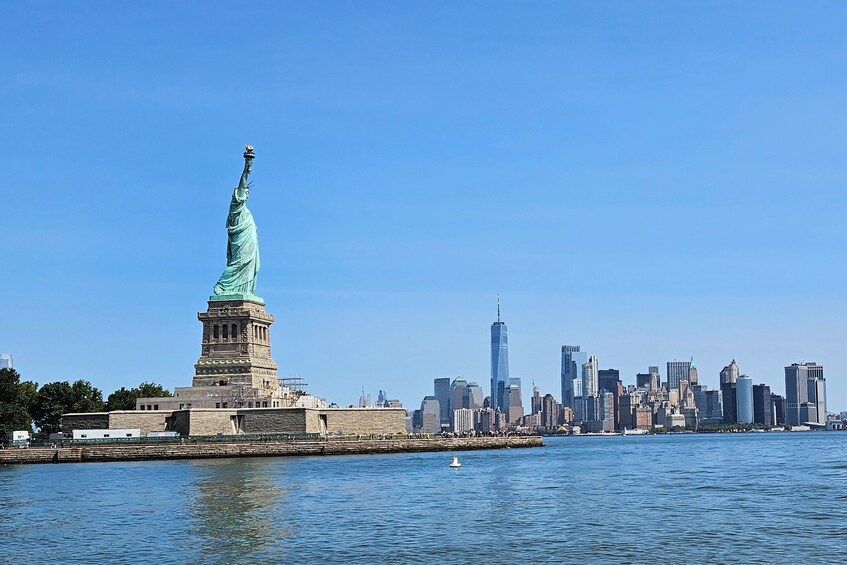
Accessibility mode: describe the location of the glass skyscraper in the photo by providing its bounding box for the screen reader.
[667,360,691,390]
[561,346,588,408]
[490,300,510,412]
[433,378,451,428]
[785,362,826,426]
[736,374,754,424]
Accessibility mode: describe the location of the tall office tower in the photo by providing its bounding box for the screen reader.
[419,396,441,434]
[785,362,826,425]
[452,408,475,434]
[649,366,660,389]
[599,391,615,432]
[434,378,451,426]
[810,372,827,424]
[619,392,639,430]
[598,369,620,394]
[770,393,786,425]
[598,369,623,430]
[667,361,691,390]
[688,359,699,386]
[0,354,12,369]
[541,394,559,429]
[720,359,739,384]
[636,372,652,389]
[572,369,585,422]
[451,376,468,414]
[531,385,542,415]
[507,384,523,423]
[561,345,585,407]
[466,382,484,409]
[585,395,601,424]
[491,298,510,412]
[583,356,599,397]
[474,406,497,434]
[695,388,724,425]
[721,382,737,424]
[752,384,772,426]
[736,375,754,424]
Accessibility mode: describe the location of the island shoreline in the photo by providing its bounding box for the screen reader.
[0,435,543,465]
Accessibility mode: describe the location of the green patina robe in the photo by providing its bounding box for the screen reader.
[213,183,260,297]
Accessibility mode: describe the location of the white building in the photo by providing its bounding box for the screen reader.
[72,428,141,440]
[452,408,475,434]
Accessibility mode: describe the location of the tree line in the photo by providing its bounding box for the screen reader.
[0,368,170,437]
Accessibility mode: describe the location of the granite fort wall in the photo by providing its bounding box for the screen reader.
[0,436,543,465]
[180,409,238,436]
[320,408,406,435]
[108,411,170,436]
[62,407,406,437]
[62,413,110,433]
[240,408,319,434]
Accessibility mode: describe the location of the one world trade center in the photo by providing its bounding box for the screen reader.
[490,297,510,413]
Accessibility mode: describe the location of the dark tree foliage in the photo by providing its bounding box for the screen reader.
[105,387,136,411]
[31,380,104,434]
[105,382,172,411]
[0,368,35,437]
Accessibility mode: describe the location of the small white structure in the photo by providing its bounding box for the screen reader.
[146,431,179,438]
[7,431,30,447]
[293,395,328,409]
[449,456,461,468]
[72,428,141,440]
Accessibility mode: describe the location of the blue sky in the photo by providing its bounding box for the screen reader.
[2,2,845,410]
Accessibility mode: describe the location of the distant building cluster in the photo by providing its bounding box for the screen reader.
[408,305,839,435]
[358,388,403,409]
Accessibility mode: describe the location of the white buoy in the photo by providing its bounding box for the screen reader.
[449,456,461,468]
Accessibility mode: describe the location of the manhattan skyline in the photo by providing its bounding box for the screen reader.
[2,3,845,410]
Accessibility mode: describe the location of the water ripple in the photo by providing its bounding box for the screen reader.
[2,433,847,563]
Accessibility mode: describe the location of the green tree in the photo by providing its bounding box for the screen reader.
[0,368,35,437]
[105,382,172,411]
[31,380,104,434]
[105,387,136,411]
[136,382,172,399]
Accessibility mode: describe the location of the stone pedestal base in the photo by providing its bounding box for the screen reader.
[193,299,279,391]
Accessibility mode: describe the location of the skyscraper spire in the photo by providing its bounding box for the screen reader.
[490,294,509,413]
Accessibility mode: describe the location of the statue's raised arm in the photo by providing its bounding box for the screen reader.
[211,145,263,303]
[234,145,254,202]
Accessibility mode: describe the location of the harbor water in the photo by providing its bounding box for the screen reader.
[2,433,846,563]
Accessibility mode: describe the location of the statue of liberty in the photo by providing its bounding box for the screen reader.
[212,145,262,303]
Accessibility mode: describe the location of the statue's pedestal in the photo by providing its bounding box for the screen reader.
[209,292,264,305]
[193,299,278,391]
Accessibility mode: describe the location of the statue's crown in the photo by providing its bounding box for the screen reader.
[244,145,254,153]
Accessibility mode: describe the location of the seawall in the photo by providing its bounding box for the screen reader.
[0,436,543,465]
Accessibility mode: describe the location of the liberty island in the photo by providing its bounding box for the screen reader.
[0,146,539,464]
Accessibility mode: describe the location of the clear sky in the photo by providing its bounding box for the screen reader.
[2,2,845,411]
